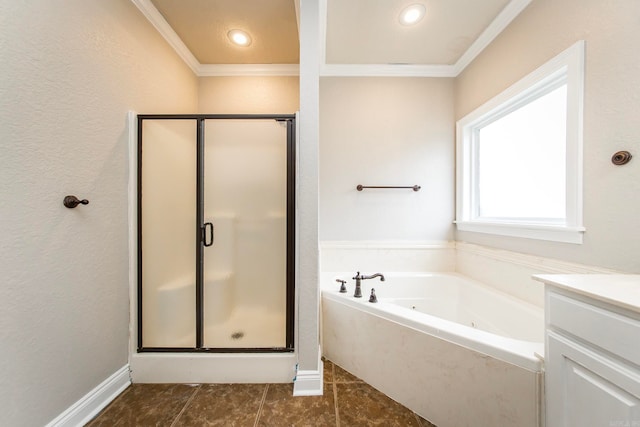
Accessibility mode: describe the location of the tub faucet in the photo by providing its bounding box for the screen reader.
[353,272,385,298]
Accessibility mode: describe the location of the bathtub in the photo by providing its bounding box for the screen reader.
[321,272,544,427]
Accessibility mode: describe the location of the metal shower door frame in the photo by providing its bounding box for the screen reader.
[137,114,296,353]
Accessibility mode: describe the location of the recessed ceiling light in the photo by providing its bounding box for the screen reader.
[227,29,252,47]
[399,4,426,25]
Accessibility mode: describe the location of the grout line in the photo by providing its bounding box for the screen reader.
[333,381,340,427]
[253,384,269,427]
[169,385,201,427]
[333,363,340,427]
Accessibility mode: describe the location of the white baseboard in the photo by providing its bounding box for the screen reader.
[293,348,323,396]
[45,365,131,427]
[293,369,324,396]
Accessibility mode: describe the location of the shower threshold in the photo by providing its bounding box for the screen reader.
[129,352,297,383]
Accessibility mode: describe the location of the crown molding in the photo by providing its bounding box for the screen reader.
[199,64,300,77]
[320,64,457,78]
[319,0,328,66]
[294,0,301,37]
[131,0,300,77]
[321,0,532,78]
[131,0,200,74]
[452,0,533,75]
[133,0,531,78]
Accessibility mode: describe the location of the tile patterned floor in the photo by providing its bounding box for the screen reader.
[87,359,437,426]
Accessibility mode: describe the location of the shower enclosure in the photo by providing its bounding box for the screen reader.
[137,114,295,352]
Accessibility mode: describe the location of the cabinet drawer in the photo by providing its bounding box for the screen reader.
[547,291,640,365]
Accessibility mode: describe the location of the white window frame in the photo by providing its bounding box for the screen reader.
[455,41,585,244]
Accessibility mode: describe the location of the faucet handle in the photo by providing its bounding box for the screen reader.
[353,271,361,280]
[369,288,378,303]
[336,279,347,293]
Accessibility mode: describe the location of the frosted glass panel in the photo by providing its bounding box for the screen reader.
[141,120,196,348]
[203,119,287,348]
[478,85,567,220]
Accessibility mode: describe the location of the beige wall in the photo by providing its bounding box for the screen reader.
[4,0,639,423]
[320,77,455,242]
[198,76,299,113]
[0,0,198,425]
[455,0,640,272]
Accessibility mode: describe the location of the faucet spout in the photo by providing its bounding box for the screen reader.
[361,273,385,281]
[352,272,385,298]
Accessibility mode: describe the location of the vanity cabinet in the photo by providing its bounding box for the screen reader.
[535,275,640,427]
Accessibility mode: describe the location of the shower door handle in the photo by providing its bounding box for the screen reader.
[203,222,214,247]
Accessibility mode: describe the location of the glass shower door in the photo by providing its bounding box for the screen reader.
[140,119,197,348]
[202,119,288,348]
[138,114,294,351]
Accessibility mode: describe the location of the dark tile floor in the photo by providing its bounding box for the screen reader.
[87,359,437,426]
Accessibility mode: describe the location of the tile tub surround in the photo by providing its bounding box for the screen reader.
[87,359,436,426]
[319,241,456,273]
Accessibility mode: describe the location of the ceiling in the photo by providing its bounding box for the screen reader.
[326,0,511,65]
[151,0,299,64]
[140,0,529,75]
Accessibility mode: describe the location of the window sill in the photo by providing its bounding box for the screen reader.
[455,221,585,244]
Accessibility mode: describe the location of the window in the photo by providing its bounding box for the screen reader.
[456,41,585,244]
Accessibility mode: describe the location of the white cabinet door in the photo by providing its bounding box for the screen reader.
[546,331,640,427]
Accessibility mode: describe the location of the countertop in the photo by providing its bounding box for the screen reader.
[533,274,640,314]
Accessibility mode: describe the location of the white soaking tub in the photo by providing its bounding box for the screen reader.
[321,272,544,427]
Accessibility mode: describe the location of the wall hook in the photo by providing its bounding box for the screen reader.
[63,195,89,209]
